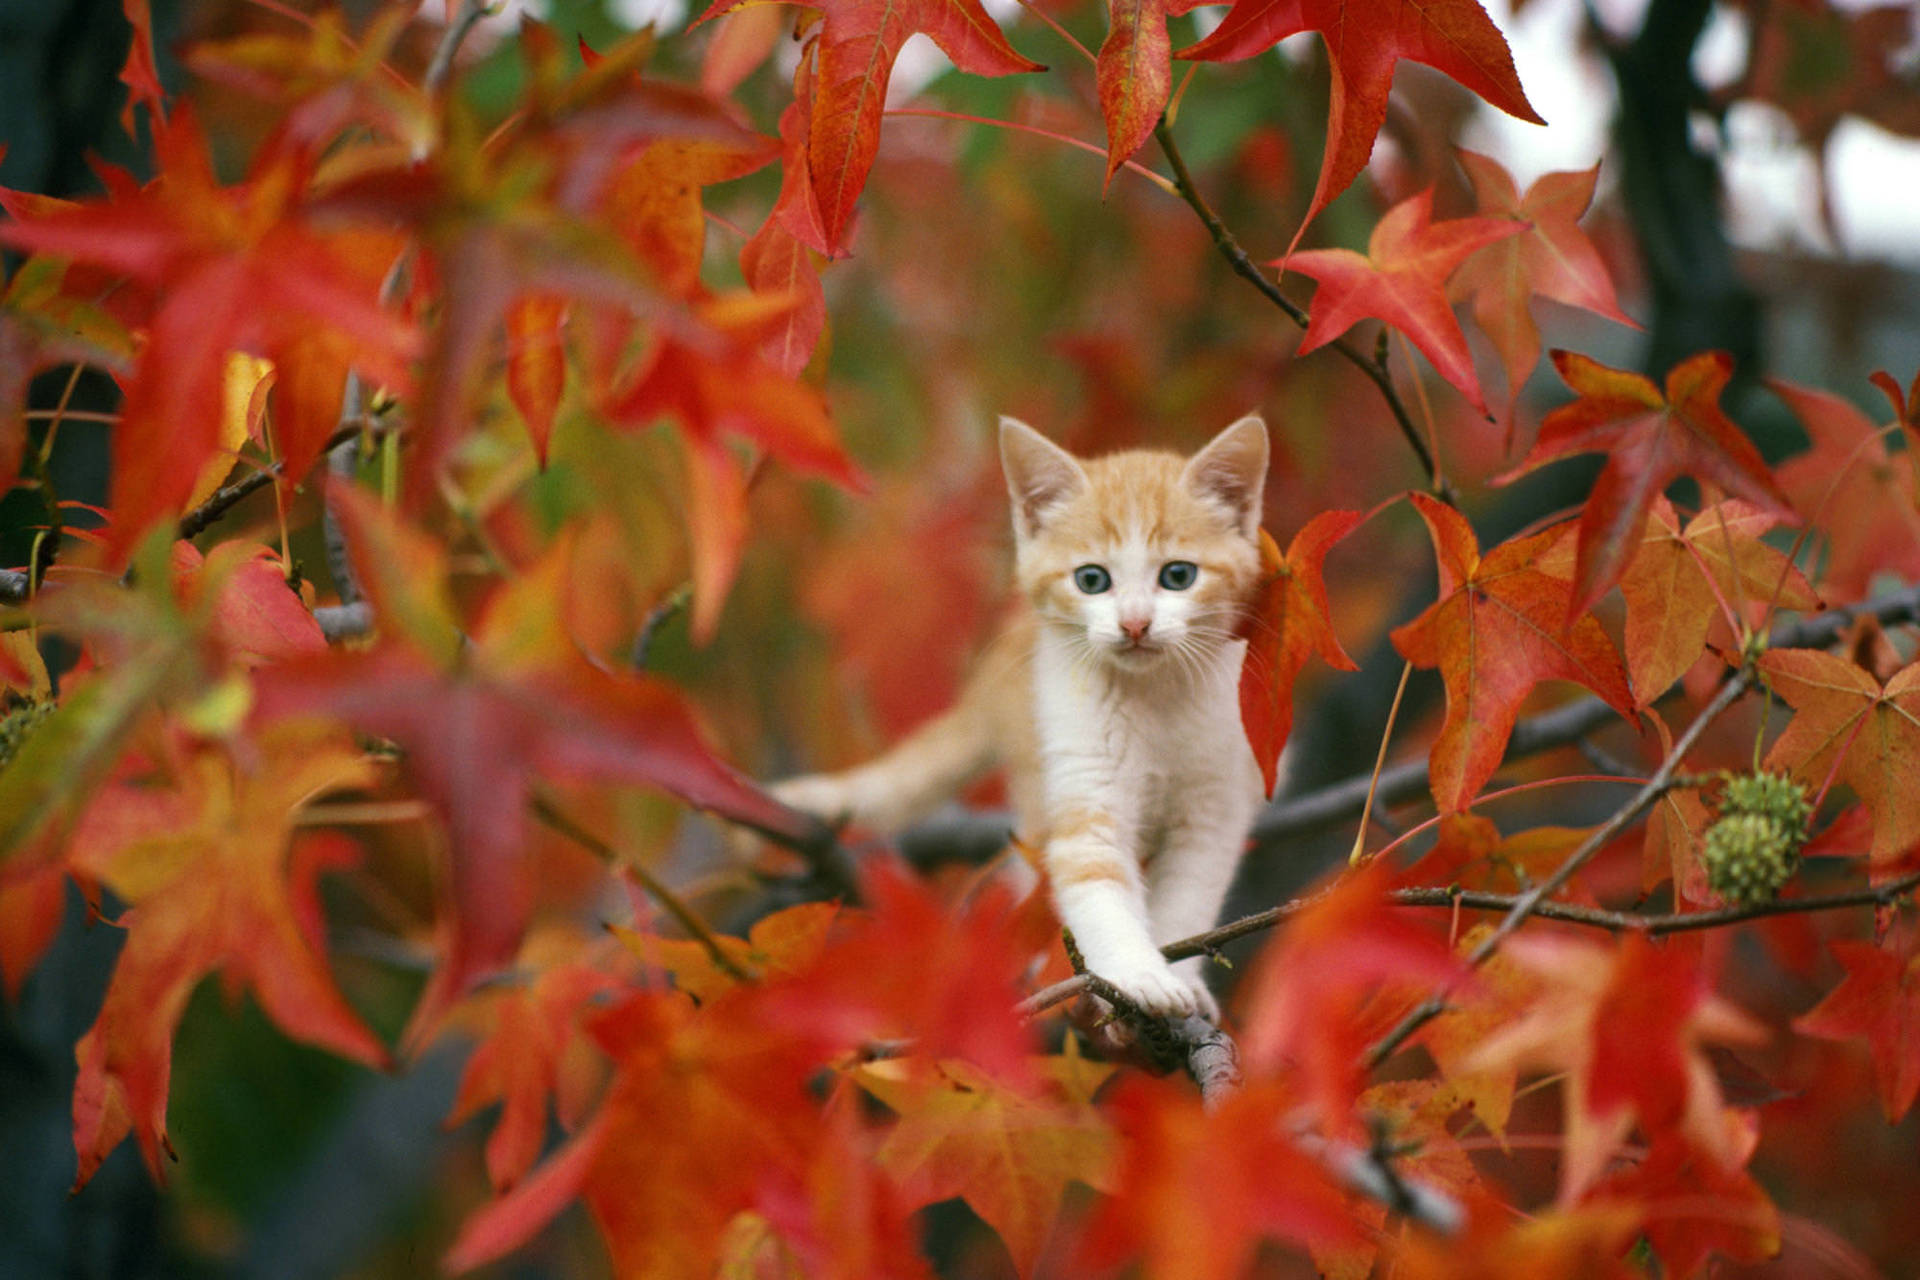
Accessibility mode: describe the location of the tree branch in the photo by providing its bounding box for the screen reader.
[1362,666,1754,1067]
[1153,116,1452,502]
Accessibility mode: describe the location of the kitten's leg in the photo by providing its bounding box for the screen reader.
[1047,809,1204,1019]
[1144,785,1261,1022]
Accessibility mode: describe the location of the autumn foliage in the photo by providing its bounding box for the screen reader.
[6,0,1920,1275]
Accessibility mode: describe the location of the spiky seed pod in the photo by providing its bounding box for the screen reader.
[0,699,52,772]
[1700,811,1800,905]
[1698,770,1814,905]
[1718,770,1813,842]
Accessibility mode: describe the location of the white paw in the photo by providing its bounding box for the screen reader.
[1093,956,1205,1020]
[770,774,851,824]
[1171,957,1221,1022]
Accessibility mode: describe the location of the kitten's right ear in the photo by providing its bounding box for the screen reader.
[999,417,1087,537]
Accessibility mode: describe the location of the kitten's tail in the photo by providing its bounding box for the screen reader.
[771,620,1031,835]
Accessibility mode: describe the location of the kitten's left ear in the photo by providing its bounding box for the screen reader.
[1182,415,1269,536]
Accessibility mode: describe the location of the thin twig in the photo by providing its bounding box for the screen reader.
[426,0,493,95]
[1152,116,1451,501]
[531,792,757,982]
[1363,668,1754,1068]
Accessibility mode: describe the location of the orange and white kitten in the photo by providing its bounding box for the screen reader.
[775,416,1270,1020]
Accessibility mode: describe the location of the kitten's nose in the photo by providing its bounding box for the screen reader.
[1120,616,1152,644]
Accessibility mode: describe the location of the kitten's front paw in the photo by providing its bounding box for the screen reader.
[769,774,852,826]
[1093,957,1205,1020]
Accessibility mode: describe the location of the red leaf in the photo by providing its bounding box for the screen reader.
[740,217,827,378]
[692,0,1042,253]
[1795,930,1920,1121]
[252,499,808,1043]
[64,730,388,1187]
[1236,512,1361,798]
[118,0,167,138]
[0,109,417,556]
[1450,151,1638,419]
[1237,859,1465,1126]
[1770,377,1920,603]
[1096,0,1201,185]
[1177,0,1541,246]
[1284,188,1524,414]
[1390,493,1634,813]
[1506,349,1794,621]
[1464,932,1766,1204]
[1076,1076,1357,1279]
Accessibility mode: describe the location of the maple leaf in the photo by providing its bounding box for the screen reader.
[1593,1129,1779,1277]
[611,899,839,1002]
[1604,497,1818,703]
[1770,377,1920,603]
[504,294,568,466]
[1465,932,1766,1204]
[63,726,388,1187]
[757,860,1041,1089]
[444,925,635,1191]
[741,217,828,378]
[0,859,68,1001]
[1075,1076,1356,1279]
[1095,0,1201,185]
[1504,349,1795,621]
[692,0,1042,253]
[855,1057,1117,1277]
[252,488,809,1042]
[1795,929,1920,1121]
[1449,151,1638,419]
[1385,1200,1642,1279]
[0,107,418,556]
[1417,922,1539,1139]
[1177,0,1542,246]
[1284,189,1523,414]
[1236,858,1465,1126]
[117,0,166,137]
[1757,648,1920,864]
[443,986,855,1278]
[604,135,781,297]
[606,292,868,640]
[1390,493,1634,813]
[1237,513,1360,797]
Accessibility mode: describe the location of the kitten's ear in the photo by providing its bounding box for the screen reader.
[1182,415,1269,536]
[999,416,1087,537]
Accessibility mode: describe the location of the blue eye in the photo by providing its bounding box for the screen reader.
[1073,564,1112,594]
[1158,561,1198,590]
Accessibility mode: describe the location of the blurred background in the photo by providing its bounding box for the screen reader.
[4,0,1920,1274]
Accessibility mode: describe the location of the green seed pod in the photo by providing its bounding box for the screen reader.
[1700,810,1799,906]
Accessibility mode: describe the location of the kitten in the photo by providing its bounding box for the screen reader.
[774,416,1270,1021]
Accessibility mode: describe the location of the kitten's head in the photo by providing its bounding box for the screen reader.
[999,416,1269,672]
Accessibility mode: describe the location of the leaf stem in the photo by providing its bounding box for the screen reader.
[886,109,1177,197]
[1151,116,1452,503]
[530,792,757,982]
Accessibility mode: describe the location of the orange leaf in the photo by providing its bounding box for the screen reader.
[1178,0,1541,247]
[1096,0,1202,185]
[1450,151,1638,419]
[855,1057,1117,1277]
[1236,513,1360,797]
[1506,349,1794,621]
[691,0,1042,253]
[505,294,568,466]
[1285,189,1523,414]
[1758,648,1920,863]
[1390,493,1634,813]
[64,729,387,1187]
[117,0,166,137]
[1610,496,1818,703]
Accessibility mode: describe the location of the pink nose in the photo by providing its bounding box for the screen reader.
[1121,617,1151,643]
